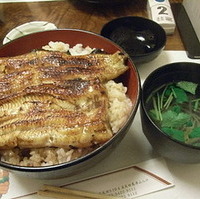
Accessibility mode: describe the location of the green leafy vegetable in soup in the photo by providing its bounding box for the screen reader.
[147,81,200,147]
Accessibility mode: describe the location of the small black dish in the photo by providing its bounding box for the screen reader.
[101,16,166,63]
[141,62,200,163]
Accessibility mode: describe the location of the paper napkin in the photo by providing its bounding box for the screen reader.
[1,157,174,199]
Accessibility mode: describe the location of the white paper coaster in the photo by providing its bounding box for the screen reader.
[1,157,174,199]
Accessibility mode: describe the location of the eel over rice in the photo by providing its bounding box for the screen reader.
[0,50,128,149]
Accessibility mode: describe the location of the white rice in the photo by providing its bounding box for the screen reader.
[0,42,132,167]
[42,42,95,55]
[105,80,132,133]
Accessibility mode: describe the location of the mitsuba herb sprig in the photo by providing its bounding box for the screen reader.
[147,81,200,146]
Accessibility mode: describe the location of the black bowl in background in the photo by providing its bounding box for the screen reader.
[140,62,200,163]
[101,16,166,64]
[0,29,140,179]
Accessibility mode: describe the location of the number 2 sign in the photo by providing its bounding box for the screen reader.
[151,5,175,23]
[147,0,176,34]
[157,6,168,15]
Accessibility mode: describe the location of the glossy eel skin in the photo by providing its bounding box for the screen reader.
[0,51,128,150]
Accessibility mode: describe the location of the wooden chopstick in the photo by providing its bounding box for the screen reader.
[38,185,123,199]
[38,190,84,199]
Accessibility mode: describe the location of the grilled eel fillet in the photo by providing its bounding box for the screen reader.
[0,51,128,150]
[0,50,128,81]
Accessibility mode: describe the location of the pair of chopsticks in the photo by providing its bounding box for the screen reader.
[38,185,123,199]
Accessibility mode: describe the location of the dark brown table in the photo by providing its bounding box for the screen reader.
[0,0,184,50]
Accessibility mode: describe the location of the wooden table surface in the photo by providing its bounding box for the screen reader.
[0,0,184,50]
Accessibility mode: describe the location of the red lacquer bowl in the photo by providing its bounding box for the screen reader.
[0,29,140,179]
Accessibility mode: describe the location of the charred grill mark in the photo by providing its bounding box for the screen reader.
[39,66,101,79]
[0,71,32,95]
[24,79,95,98]
[5,55,39,73]
[42,56,95,67]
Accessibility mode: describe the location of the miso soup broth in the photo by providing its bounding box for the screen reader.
[146,81,200,147]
